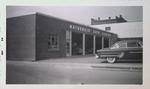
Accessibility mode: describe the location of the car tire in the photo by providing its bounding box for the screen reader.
[107,57,116,63]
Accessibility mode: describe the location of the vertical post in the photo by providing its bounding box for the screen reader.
[83,33,85,56]
[70,31,72,56]
[102,37,104,49]
[93,35,96,55]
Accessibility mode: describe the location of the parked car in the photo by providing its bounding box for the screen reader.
[96,40,143,63]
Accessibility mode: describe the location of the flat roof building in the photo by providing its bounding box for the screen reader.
[91,15,127,25]
[90,16,143,41]
[7,13,118,61]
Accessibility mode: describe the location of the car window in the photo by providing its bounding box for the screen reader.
[111,42,126,49]
[118,42,127,48]
[127,42,141,47]
[127,42,137,47]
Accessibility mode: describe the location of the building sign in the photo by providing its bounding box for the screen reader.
[93,30,101,34]
[69,24,112,37]
[69,24,91,33]
[102,32,112,37]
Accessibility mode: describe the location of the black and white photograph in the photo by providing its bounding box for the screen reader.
[6,6,143,84]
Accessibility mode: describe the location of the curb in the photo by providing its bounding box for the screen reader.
[91,65,142,71]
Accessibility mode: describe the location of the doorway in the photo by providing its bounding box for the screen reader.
[72,32,83,56]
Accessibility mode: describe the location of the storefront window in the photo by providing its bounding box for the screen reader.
[96,36,102,52]
[85,34,93,55]
[72,32,83,55]
[48,34,59,50]
[105,27,111,31]
[104,37,109,48]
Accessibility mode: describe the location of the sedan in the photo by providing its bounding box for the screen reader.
[96,40,143,63]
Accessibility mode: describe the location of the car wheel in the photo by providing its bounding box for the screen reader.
[107,57,116,63]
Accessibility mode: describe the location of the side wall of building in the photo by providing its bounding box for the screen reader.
[36,14,66,60]
[7,14,36,61]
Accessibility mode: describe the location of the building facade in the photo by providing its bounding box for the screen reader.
[90,16,142,42]
[91,21,142,38]
[7,13,118,61]
[91,15,127,25]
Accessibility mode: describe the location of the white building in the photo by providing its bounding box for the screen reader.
[90,21,143,38]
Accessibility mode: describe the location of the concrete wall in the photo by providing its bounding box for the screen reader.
[36,13,66,60]
[7,14,36,61]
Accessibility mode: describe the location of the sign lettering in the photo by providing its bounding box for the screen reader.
[69,24,111,37]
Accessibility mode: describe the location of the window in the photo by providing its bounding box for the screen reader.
[104,38,109,48]
[111,42,126,49]
[127,42,141,48]
[48,34,59,50]
[118,42,127,48]
[105,27,111,31]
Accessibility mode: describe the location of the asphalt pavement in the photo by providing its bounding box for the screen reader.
[6,56,142,84]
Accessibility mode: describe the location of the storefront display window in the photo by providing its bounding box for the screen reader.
[96,36,102,53]
[104,37,109,48]
[85,34,93,55]
[72,32,83,55]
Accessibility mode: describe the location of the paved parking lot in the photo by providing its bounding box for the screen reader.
[6,56,142,84]
[39,56,142,70]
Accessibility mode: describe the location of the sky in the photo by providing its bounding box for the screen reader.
[6,6,142,25]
